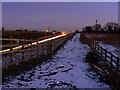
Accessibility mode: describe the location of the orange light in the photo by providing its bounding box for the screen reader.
[61,31,68,35]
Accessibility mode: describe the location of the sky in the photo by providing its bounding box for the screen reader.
[2,2,118,32]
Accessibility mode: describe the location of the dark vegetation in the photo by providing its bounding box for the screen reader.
[82,22,120,33]
[2,30,59,39]
[2,30,61,45]
[85,51,120,90]
[83,26,120,33]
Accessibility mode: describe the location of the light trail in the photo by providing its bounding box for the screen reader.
[38,34,66,44]
[0,38,36,42]
[0,34,67,53]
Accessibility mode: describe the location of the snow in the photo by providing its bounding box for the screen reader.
[2,33,110,88]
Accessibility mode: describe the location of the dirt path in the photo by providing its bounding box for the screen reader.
[3,33,110,88]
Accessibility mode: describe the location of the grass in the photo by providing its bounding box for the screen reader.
[80,32,120,45]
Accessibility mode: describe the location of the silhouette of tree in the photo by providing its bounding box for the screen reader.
[85,26,93,32]
[108,26,113,32]
[24,29,28,31]
[105,22,119,32]
[2,27,5,31]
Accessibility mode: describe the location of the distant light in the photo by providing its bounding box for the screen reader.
[45,30,48,32]
[61,31,68,35]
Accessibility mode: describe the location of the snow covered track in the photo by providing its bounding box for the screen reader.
[3,33,110,88]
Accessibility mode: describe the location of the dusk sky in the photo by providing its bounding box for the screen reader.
[2,2,118,32]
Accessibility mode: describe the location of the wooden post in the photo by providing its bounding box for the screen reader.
[28,46,31,60]
[37,41,39,57]
[116,57,119,71]
[104,49,107,61]
[30,38,32,58]
[10,36,13,50]
[94,44,96,51]
[52,40,55,52]
[22,45,24,60]
[98,45,99,54]
[10,48,13,63]
[47,41,52,55]
[92,44,94,51]
[49,41,53,54]
[110,53,113,66]
[41,43,44,55]
[10,36,13,45]
[46,41,48,55]
[100,47,103,57]
[22,39,24,60]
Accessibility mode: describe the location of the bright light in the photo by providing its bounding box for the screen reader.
[45,30,48,32]
[0,49,10,53]
[61,31,68,35]
[13,45,22,50]
[1,34,67,53]
[38,34,67,44]
[32,42,37,45]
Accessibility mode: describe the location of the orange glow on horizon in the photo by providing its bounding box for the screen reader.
[61,31,68,35]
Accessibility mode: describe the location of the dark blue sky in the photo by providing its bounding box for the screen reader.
[2,2,118,32]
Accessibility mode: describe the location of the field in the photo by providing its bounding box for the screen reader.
[80,32,120,46]
[2,31,56,40]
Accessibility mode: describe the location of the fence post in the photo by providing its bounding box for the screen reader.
[116,57,119,71]
[110,53,113,66]
[22,39,24,60]
[52,40,55,52]
[10,36,13,46]
[49,41,53,54]
[92,43,94,50]
[30,38,32,58]
[22,45,24,60]
[100,47,103,57]
[104,49,107,61]
[98,45,100,54]
[28,45,31,60]
[95,44,96,51]
[37,41,39,57]
[10,48,13,63]
[46,41,49,54]
[41,43,44,55]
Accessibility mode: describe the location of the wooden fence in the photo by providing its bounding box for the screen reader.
[90,42,120,72]
[2,33,75,69]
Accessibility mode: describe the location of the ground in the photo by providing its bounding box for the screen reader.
[3,33,110,88]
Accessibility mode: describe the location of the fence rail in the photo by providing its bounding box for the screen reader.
[91,43,120,72]
[2,33,75,68]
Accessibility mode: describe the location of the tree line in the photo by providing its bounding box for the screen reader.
[82,22,120,33]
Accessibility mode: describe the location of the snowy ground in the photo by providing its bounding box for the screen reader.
[3,33,110,88]
[98,42,120,58]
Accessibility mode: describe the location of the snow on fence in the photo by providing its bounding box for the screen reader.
[2,33,75,69]
[91,43,120,72]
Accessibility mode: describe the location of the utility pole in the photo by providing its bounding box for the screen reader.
[96,19,98,25]
[95,19,98,31]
